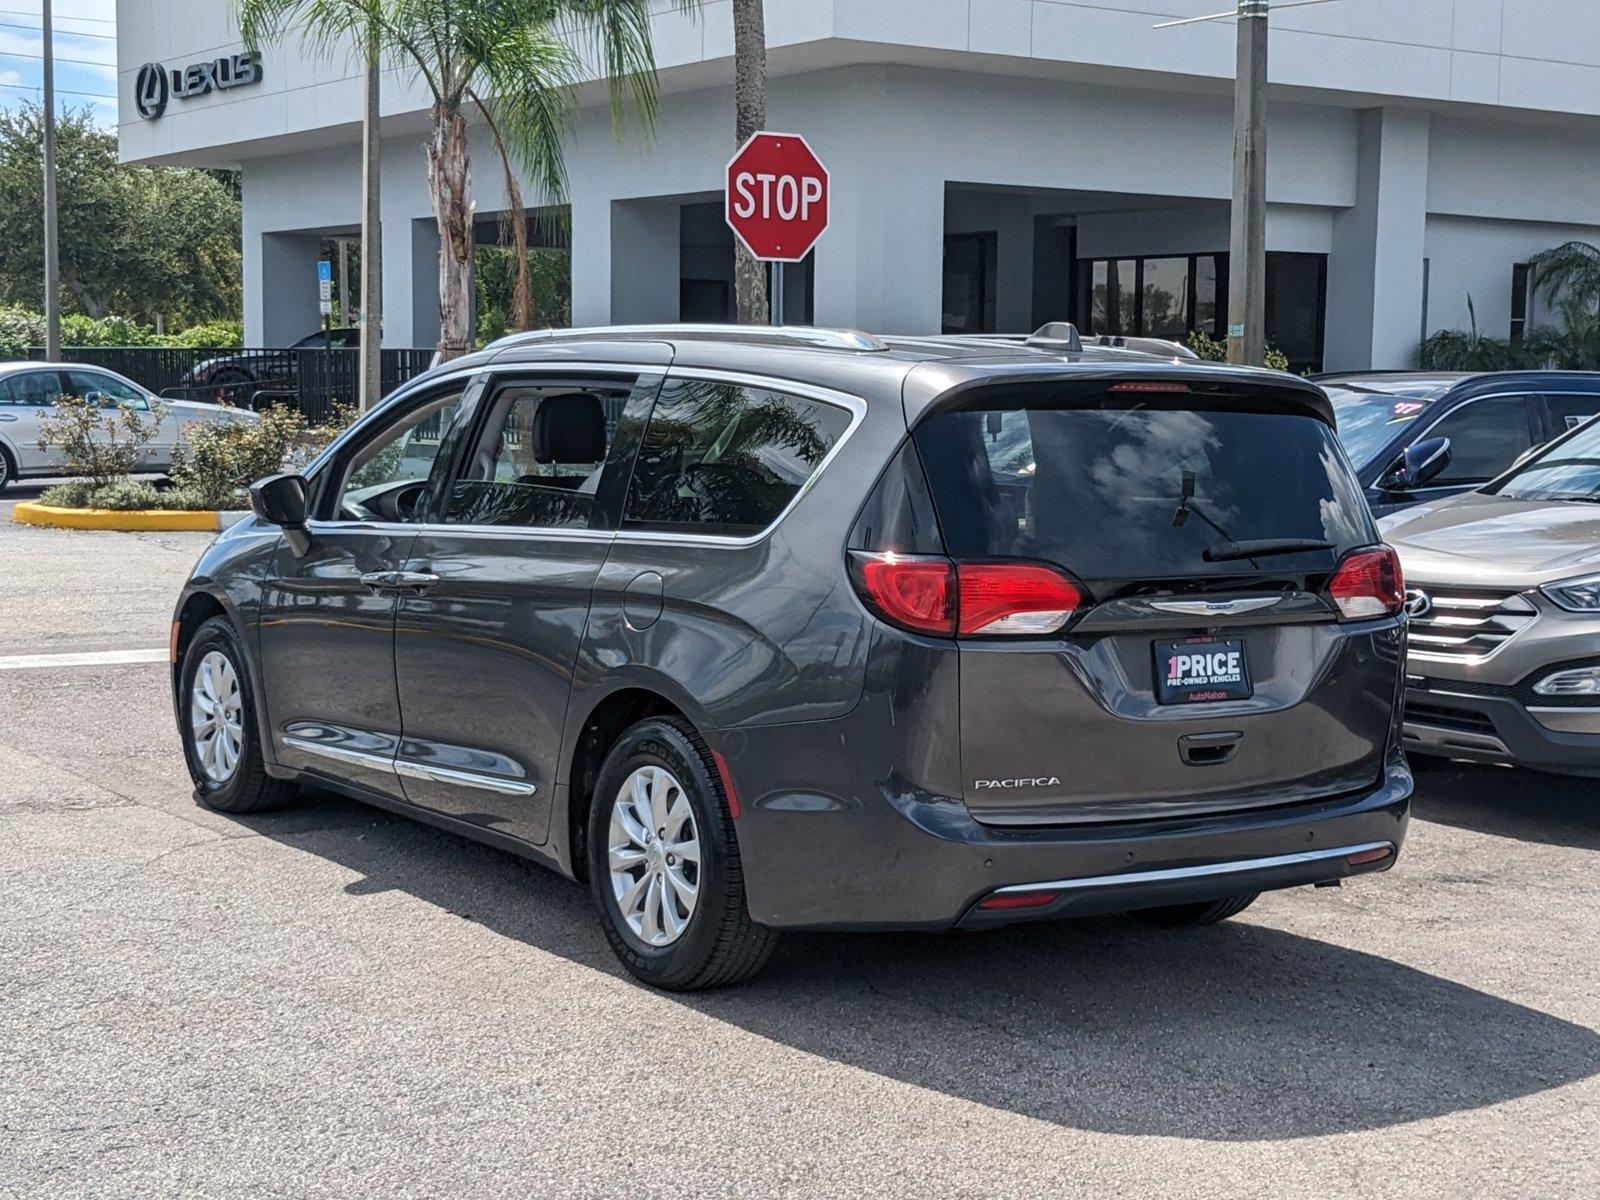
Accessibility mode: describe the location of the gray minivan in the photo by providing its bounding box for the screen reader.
[170,326,1411,990]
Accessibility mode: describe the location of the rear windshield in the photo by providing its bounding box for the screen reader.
[913,399,1373,583]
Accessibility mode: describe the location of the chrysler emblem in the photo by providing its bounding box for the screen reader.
[1404,588,1432,619]
[135,63,169,121]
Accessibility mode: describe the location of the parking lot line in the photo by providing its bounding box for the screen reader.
[0,648,169,671]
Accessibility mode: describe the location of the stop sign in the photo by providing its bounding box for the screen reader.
[725,131,829,263]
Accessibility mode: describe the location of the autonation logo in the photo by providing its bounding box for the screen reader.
[135,53,263,121]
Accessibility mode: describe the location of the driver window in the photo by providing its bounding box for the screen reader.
[442,380,630,529]
[332,391,466,523]
[66,370,146,410]
[1424,395,1535,485]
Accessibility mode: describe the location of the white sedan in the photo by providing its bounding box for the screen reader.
[0,362,258,492]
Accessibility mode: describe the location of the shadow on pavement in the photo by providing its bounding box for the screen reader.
[1410,759,1600,851]
[245,790,1600,1142]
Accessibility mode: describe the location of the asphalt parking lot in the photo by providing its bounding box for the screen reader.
[2,516,1597,1198]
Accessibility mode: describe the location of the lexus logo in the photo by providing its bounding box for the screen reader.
[1404,588,1432,619]
[135,62,169,120]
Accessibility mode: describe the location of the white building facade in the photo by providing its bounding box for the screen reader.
[117,1,1600,372]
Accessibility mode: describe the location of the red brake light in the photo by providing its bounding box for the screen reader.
[1328,546,1404,621]
[850,552,956,635]
[957,562,1083,636]
[1108,381,1191,394]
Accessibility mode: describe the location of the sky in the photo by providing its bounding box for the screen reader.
[0,1,118,126]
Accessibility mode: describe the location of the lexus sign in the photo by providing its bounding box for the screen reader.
[135,52,263,121]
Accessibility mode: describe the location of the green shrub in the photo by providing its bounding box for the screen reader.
[0,306,43,357]
[1186,330,1291,372]
[38,478,176,511]
[60,314,163,347]
[169,403,308,508]
[169,320,244,349]
[36,394,165,487]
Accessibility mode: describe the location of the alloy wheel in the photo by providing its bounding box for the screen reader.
[607,765,701,947]
[189,649,244,784]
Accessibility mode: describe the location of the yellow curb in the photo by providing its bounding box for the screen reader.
[11,501,222,532]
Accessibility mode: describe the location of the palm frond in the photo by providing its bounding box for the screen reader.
[557,0,670,138]
[1529,240,1600,310]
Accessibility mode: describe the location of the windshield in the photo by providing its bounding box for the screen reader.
[913,398,1374,585]
[1327,385,1444,468]
[1493,419,1600,502]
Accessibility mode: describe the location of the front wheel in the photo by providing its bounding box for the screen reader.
[0,443,14,493]
[1130,893,1259,928]
[179,616,297,814]
[588,717,776,991]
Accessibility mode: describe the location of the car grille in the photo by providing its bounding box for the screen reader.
[1404,699,1499,736]
[1407,586,1537,662]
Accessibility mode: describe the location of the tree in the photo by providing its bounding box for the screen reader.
[238,0,685,359]
[731,0,769,324]
[0,104,241,327]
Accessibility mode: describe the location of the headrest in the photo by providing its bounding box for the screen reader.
[534,393,606,464]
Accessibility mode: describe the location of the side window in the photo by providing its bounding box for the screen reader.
[443,381,631,529]
[2,371,63,408]
[332,390,467,522]
[1545,393,1600,436]
[1424,396,1535,485]
[623,378,854,536]
[66,371,146,409]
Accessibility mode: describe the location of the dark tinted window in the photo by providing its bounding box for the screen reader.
[913,399,1372,582]
[1425,395,1534,484]
[0,371,62,406]
[623,378,853,536]
[1544,392,1600,435]
[445,381,632,529]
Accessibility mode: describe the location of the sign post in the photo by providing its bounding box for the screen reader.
[725,132,829,326]
[318,259,334,324]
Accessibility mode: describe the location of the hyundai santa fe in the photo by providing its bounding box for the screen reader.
[170,325,1412,990]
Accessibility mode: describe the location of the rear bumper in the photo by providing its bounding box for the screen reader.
[1404,681,1600,776]
[726,739,1412,930]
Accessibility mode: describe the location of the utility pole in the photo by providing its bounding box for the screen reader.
[1226,0,1268,366]
[358,19,382,411]
[41,0,60,361]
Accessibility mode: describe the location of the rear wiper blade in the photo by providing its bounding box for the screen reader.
[1203,538,1335,563]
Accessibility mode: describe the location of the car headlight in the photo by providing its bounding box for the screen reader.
[1540,574,1600,612]
[1533,666,1600,696]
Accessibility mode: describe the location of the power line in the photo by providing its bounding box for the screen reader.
[0,80,113,100]
[0,18,112,39]
[0,6,115,24]
[1,49,115,69]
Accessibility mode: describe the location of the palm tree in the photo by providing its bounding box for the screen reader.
[731,0,769,324]
[1529,240,1600,314]
[236,0,681,359]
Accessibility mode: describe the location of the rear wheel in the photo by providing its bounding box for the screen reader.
[1130,893,1259,928]
[588,717,776,991]
[0,443,14,493]
[180,616,297,814]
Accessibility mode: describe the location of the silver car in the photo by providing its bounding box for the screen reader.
[0,362,256,492]
[1382,413,1600,776]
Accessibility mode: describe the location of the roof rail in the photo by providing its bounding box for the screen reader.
[487,324,888,353]
[1025,322,1084,353]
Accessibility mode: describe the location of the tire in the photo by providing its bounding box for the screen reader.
[179,616,297,815]
[587,716,777,991]
[1130,893,1259,928]
[0,443,14,494]
[204,366,256,407]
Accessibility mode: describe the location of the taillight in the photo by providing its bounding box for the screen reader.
[849,552,956,635]
[850,553,1084,637]
[957,562,1083,635]
[1328,545,1404,621]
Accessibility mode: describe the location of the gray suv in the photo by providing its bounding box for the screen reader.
[1384,410,1600,776]
[170,325,1411,990]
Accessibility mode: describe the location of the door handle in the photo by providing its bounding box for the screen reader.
[359,570,440,593]
[0,413,16,422]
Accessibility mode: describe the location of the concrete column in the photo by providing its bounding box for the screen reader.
[257,233,323,348]
[814,163,942,335]
[993,196,1036,334]
[610,200,681,324]
[1325,108,1431,371]
[569,175,612,327]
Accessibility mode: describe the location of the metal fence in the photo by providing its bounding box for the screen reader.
[21,346,435,423]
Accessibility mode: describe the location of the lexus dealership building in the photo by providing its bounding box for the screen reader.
[117,1,1600,373]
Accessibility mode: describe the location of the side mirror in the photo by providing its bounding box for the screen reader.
[1382,436,1451,491]
[250,473,312,556]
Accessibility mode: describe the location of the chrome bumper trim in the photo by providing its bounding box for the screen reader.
[992,841,1393,895]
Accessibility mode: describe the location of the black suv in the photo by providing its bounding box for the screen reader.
[171,325,1411,990]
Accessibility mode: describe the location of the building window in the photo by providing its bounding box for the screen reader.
[1511,262,1531,341]
[942,232,998,333]
[1072,250,1326,372]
